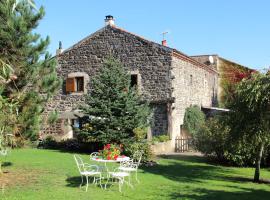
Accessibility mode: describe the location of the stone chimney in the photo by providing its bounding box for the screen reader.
[105,15,115,26]
[161,40,167,46]
[56,41,63,55]
[161,31,168,46]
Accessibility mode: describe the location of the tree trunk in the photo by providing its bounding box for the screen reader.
[254,142,264,183]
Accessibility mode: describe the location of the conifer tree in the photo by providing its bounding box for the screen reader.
[81,58,151,144]
[0,0,60,140]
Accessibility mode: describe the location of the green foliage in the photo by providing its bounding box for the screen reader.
[194,116,231,161]
[124,141,153,162]
[0,0,61,140]
[48,110,59,124]
[183,105,205,137]
[229,72,270,181]
[133,127,147,141]
[40,136,102,153]
[195,107,270,168]
[80,57,151,144]
[152,135,170,144]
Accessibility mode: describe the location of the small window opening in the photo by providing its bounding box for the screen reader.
[75,77,84,92]
[131,74,138,88]
[189,75,193,86]
[72,119,80,128]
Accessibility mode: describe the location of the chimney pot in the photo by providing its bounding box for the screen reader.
[56,41,63,55]
[105,15,115,26]
[162,40,167,46]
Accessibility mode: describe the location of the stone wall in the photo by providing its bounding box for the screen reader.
[151,104,168,136]
[170,56,218,140]
[42,25,172,137]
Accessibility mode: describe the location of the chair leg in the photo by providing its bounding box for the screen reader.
[85,176,89,192]
[135,171,139,183]
[99,174,103,189]
[80,176,84,188]
[128,174,134,189]
[119,177,123,193]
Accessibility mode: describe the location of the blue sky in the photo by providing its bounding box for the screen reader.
[35,0,270,70]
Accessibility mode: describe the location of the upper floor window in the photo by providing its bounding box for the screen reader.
[65,72,89,94]
[75,77,84,92]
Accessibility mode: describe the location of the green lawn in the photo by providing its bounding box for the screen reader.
[0,149,270,200]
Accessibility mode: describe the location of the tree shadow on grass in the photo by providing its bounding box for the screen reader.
[169,186,270,200]
[65,175,109,189]
[142,155,234,184]
[66,176,82,187]
[142,155,270,200]
[2,162,12,167]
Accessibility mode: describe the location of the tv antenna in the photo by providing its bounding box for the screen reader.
[161,31,169,40]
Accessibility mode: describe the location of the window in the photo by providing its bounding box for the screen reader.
[75,77,84,92]
[189,75,193,86]
[130,74,138,88]
[72,119,80,128]
[66,77,84,93]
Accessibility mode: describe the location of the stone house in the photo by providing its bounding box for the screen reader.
[191,55,252,106]
[42,16,218,151]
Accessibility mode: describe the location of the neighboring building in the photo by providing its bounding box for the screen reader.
[191,55,253,106]
[42,16,218,151]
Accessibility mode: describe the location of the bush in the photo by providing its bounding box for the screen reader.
[183,105,205,137]
[124,141,154,163]
[40,136,102,153]
[152,135,170,144]
[194,115,270,166]
[194,116,230,161]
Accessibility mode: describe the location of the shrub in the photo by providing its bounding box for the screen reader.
[40,136,102,153]
[124,141,153,163]
[183,105,205,137]
[152,135,170,144]
[133,127,147,141]
[194,115,270,166]
[194,116,230,161]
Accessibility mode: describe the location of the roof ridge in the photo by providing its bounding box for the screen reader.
[61,26,107,54]
[58,25,218,74]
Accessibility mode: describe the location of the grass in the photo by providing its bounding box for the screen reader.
[0,149,270,200]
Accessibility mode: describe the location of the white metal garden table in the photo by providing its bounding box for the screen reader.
[91,156,131,191]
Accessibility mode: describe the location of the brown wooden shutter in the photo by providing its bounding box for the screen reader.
[66,77,76,92]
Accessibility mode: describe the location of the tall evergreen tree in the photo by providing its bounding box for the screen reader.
[81,58,151,144]
[0,0,60,140]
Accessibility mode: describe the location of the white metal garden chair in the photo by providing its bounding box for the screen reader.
[89,152,99,159]
[108,168,132,192]
[74,155,102,191]
[118,151,142,183]
[89,152,106,171]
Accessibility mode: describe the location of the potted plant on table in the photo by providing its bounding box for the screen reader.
[99,144,123,160]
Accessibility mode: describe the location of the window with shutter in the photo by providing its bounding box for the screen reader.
[75,77,84,92]
[66,77,76,92]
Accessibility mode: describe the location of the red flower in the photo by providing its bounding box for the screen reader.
[114,155,118,160]
[107,156,111,160]
[106,144,111,149]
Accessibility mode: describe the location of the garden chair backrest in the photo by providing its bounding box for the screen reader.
[74,155,85,174]
[90,152,99,159]
[133,151,142,167]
